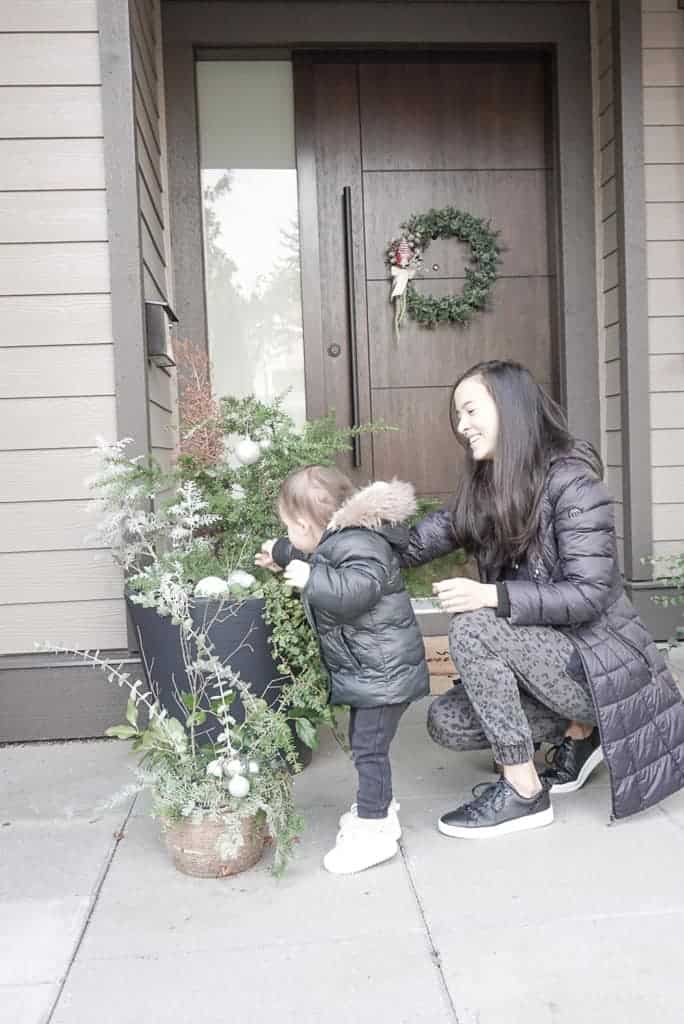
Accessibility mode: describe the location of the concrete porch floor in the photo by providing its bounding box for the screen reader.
[2,687,684,1024]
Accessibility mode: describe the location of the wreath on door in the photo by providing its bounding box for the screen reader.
[386,207,501,340]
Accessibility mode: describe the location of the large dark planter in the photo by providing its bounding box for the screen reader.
[126,595,312,765]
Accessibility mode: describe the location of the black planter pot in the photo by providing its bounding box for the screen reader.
[126,595,313,766]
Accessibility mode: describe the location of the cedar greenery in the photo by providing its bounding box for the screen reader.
[395,207,501,327]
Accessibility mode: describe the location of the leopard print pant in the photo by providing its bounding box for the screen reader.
[427,608,596,765]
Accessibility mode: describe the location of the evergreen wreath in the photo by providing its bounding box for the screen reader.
[386,207,501,336]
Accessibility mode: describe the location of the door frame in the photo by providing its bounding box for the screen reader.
[163,0,599,446]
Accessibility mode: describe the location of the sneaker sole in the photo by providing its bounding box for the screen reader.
[549,747,604,794]
[437,804,554,840]
[323,842,399,875]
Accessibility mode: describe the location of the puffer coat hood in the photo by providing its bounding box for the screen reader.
[402,450,684,820]
[273,480,429,708]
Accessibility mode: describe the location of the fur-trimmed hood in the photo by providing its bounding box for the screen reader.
[326,480,417,556]
[328,479,416,531]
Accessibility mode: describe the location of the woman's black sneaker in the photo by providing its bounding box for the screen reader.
[438,778,553,839]
[539,729,603,794]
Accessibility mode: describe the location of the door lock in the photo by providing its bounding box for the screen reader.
[327,343,341,358]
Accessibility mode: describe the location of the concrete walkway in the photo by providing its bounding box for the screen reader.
[2,691,684,1024]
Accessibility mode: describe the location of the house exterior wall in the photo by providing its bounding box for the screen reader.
[596,0,626,567]
[131,0,178,470]
[642,0,684,562]
[0,0,177,664]
[0,0,126,656]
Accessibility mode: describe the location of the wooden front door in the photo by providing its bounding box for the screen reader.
[295,55,556,497]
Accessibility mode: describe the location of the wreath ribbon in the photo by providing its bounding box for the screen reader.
[390,265,416,342]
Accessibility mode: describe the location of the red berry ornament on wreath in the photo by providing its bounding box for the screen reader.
[385,207,501,340]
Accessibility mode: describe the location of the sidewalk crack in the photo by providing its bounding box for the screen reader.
[398,840,461,1023]
[46,795,138,1023]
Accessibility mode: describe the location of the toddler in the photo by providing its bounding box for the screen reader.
[256,464,429,874]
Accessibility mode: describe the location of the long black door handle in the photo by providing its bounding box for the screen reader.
[342,186,362,468]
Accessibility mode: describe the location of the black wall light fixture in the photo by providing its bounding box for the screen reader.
[145,300,179,369]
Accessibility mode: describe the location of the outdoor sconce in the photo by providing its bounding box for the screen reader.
[145,300,178,369]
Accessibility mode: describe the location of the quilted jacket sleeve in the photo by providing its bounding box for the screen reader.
[304,531,389,619]
[400,509,460,568]
[506,466,617,627]
[271,538,306,568]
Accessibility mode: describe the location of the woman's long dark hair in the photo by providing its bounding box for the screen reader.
[449,360,602,570]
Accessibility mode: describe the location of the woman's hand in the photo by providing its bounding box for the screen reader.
[433,578,498,614]
[283,559,311,590]
[254,540,282,573]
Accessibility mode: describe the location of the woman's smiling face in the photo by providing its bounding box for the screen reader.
[453,375,499,461]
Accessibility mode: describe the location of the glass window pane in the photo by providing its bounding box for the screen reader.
[196,61,305,425]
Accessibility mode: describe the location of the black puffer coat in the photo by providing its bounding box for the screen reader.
[403,448,684,819]
[273,481,429,708]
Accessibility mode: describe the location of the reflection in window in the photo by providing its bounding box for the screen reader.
[197,62,305,425]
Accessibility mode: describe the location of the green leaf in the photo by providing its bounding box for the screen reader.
[105,725,138,741]
[294,718,318,750]
[125,697,139,728]
[186,710,207,727]
[164,717,188,748]
[181,692,195,711]
[287,706,310,719]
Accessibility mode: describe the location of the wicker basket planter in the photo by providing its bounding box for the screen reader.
[162,813,265,878]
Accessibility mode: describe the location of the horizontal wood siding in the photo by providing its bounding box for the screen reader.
[0,0,126,656]
[643,0,684,550]
[596,0,625,557]
[132,0,179,475]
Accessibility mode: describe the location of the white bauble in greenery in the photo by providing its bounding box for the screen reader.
[234,438,261,465]
[227,774,250,798]
[248,760,260,775]
[224,758,244,777]
[226,570,256,590]
[194,576,230,598]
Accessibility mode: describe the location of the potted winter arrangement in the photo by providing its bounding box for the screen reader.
[48,591,303,876]
[42,345,391,876]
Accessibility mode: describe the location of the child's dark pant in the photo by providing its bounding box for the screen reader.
[349,703,409,818]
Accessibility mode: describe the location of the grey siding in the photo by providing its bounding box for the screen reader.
[595,0,626,567]
[0,0,126,655]
[642,0,684,560]
[131,0,178,465]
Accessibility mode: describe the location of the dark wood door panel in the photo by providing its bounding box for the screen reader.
[360,61,547,172]
[296,54,555,490]
[371,386,466,495]
[367,277,553,389]
[304,62,373,478]
[363,170,550,280]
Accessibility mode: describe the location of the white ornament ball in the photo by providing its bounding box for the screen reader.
[224,758,244,777]
[228,774,250,799]
[234,439,261,465]
[248,760,260,775]
[258,438,272,452]
[226,570,256,590]
[194,576,230,599]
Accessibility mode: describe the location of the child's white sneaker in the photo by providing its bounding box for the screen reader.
[338,798,401,840]
[323,817,399,875]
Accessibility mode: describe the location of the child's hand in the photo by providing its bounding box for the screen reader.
[254,540,282,573]
[283,559,311,590]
